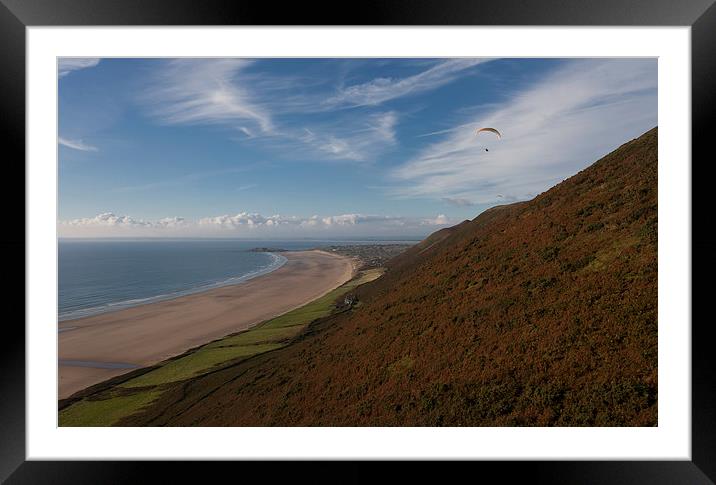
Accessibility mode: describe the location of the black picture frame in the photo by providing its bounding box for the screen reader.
[2,0,712,482]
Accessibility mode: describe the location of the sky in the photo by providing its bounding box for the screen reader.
[58,57,657,239]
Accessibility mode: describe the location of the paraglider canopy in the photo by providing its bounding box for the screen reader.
[476,127,501,139]
[477,127,500,152]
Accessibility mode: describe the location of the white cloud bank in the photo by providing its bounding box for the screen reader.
[392,59,657,205]
[58,211,454,238]
[60,212,188,229]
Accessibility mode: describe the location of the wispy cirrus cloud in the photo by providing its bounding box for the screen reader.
[58,58,101,78]
[236,184,258,192]
[59,137,98,152]
[138,59,491,164]
[324,59,493,108]
[271,60,491,161]
[140,59,398,163]
[391,59,657,204]
[142,59,273,134]
[250,59,493,113]
[442,197,476,207]
[279,111,399,162]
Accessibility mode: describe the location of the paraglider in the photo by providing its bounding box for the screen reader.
[476,127,501,152]
[476,127,501,139]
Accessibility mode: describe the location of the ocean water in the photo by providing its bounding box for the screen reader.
[58,238,410,321]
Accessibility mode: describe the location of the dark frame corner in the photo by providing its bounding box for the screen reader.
[2,0,713,482]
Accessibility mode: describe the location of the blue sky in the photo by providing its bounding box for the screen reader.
[58,57,657,238]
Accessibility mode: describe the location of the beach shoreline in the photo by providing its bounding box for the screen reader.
[59,250,288,322]
[59,249,356,399]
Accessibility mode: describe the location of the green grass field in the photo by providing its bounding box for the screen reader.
[59,390,162,427]
[59,268,382,426]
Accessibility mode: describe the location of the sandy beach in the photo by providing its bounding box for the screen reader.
[59,250,355,399]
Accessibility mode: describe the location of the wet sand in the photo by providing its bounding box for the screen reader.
[59,250,355,399]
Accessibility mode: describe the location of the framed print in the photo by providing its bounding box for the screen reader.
[2,0,713,482]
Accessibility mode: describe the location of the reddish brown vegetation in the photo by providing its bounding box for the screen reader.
[123,127,658,427]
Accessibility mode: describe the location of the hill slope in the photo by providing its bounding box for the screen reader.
[124,127,658,426]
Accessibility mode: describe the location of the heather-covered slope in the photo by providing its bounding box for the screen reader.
[124,127,658,427]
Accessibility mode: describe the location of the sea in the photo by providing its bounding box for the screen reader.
[58,238,413,322]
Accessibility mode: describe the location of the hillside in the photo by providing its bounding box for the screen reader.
[122,127,658,426]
